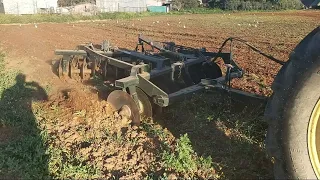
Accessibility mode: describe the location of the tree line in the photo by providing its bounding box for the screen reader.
[58,0,95,6]
[173,0,304,10]
[57,0,305,11]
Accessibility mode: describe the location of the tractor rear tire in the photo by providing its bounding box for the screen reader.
[264,27,320,179]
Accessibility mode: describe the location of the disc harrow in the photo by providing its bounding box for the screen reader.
[55,34,266,125]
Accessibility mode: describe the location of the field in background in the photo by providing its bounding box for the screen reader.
[0,9,227,24]
[0,10,319,179]
[0,9,309,24]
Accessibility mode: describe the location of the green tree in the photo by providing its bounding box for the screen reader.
[172,0,200,9]
[224,0,241,10]
[58,0,95,6]
[240,1,253,10]
[208,0,223,8]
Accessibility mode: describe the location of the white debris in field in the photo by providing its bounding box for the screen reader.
[183,25,186,28]
[156,21,159,23]
[167,23,170,26]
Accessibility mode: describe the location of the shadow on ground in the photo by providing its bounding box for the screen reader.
[154,90,274,179]
[49,60,274,178]
[0,73,49,179]
[87,72,274,178]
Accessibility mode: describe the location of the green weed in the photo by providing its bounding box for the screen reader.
[161,133,217,178]
[162,134,197,173]
[46,147,101,179]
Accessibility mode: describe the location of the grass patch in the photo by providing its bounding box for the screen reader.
[0,9,304,24]
[169,8,225,14]
[141,119,219,179]
[161,134,216,177]
[159,92,273,179]
[0,53,49,178]
[0,12,165,24]
[169,8,305,14]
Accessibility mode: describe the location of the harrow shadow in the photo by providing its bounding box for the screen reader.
[154,90,273,179]
[78,71,274,178]
[0,73,49,179]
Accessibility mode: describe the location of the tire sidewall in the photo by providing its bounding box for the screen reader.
[283,61,320,179]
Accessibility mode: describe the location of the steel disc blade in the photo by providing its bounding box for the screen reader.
[107,90,141,126]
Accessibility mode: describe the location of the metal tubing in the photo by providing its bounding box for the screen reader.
[168,84,204,104]
[55,50,87,56]
[116,48,167,70]
[83,46,134,69]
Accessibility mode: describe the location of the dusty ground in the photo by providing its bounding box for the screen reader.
[0,10,319,179]
[0,10,319,95]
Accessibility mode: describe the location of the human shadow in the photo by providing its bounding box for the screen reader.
[154,90,274,179]
[0,73,49,179]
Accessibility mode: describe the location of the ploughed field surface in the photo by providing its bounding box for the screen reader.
[0,10,319,95]
[0,10,319,179]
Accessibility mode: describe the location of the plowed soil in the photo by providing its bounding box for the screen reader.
[0,10,319,95]
[0,10,319,179]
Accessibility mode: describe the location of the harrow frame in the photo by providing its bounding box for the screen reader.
[55,34,265,123]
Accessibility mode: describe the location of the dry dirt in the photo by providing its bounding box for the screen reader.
[38,89,160,179]
[35,88,216,179]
